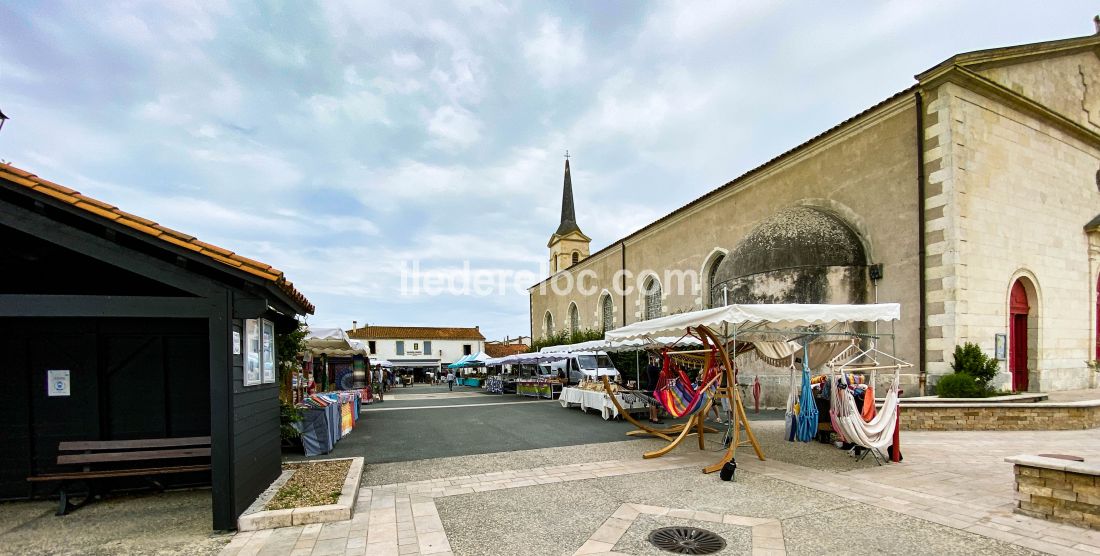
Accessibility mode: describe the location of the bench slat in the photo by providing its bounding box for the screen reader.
[59,437,210,451]
[57,447,210,465]
[28,464,211,482]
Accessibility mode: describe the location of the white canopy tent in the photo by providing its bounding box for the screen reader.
[304,327,368,357]
[538,336,702,354]
[603,303,901,341]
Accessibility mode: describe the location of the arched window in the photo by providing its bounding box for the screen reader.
[644,277,662,320]
[544,311,554,337]
[571,251,579,265]
[705,253,725,308]
[569,303,580,334]
[601,294,614,332]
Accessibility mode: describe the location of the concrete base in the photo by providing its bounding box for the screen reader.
[238,457,364,531]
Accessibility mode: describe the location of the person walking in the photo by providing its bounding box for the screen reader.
[446,370,455,391]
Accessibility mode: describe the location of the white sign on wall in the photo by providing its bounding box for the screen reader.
[48,370,70,397]
[233,331,241,355]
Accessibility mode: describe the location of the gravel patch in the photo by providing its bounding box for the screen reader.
[614,514,752,556]
[781,505,1044,556]
[267,459,351,510]
[0,489,229,555]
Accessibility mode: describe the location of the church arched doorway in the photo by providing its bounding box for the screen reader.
[1009,279,1031,391]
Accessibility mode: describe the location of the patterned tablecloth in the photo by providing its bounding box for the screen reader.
[559,387,649,420]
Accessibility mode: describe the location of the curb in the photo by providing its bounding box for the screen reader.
[238,456,364,531]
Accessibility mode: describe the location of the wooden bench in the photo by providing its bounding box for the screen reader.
[27,436,211,516]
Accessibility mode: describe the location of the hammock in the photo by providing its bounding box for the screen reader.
[793,347,818,442]
[831,369,900,452]
[653,348,721,419]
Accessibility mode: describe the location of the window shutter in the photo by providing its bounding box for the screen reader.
[424,340,432,355]
[396,340,405,355]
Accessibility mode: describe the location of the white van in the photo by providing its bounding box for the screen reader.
[539,352,619,384]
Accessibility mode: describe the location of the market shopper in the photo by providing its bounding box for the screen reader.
[645,355,663,424]
[446,371,455,391]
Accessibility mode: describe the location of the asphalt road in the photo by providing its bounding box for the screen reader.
[286,385,785,463]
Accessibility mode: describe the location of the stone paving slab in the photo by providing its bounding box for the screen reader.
[227,428,1100,556]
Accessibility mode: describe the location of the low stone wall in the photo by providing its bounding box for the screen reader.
[1008,455,1100,530]
[896,401,1100,431]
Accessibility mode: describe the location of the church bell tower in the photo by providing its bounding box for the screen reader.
[547,153,591,274]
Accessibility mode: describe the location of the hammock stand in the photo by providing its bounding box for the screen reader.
[603,325,764,470]
[826,341,913,465]
[602,303,904,474]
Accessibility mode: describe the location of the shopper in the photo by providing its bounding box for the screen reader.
[447,371,455,391]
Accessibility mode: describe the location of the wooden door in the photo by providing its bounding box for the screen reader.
[1009,281,1030,392]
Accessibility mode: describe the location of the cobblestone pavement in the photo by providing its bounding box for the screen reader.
[223,427,1100,556]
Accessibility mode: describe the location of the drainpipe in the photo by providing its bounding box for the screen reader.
[916,90,928,396]
[620,241,627,327]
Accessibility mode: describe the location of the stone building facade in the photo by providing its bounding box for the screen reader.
[529,32,1100,395]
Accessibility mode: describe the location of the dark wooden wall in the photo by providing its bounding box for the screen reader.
[0,318,209,499]
[230,318,281,516]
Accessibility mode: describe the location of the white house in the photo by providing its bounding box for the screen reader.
[347,324,486,381]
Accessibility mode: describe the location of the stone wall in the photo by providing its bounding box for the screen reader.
[1010,456,1100,531]
[899,403,1100,431]
[530,94,922,376]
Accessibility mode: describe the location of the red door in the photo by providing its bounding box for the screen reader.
[1009,281,1029,392]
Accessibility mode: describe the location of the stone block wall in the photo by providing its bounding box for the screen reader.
[1012,460,1100,530]
[898,403,1100,431]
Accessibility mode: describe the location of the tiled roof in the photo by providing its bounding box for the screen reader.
[484,343,529,358]
[348,326,486,341]
[0,163,315,314]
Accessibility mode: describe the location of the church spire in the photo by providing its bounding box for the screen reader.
[554,155,583,237]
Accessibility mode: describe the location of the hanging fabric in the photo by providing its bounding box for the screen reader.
[794,341,818,442]
[831,368,901,452]
[653,347,721,419]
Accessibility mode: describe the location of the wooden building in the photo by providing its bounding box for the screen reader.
[0,163,314,530]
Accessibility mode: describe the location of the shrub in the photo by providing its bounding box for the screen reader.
[936,372,984,398]
[950,342,999,390]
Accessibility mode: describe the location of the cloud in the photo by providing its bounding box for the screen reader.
[523,15,585,87]
[427,105,482,150]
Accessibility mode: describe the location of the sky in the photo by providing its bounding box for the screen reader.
[1,1,1096,340]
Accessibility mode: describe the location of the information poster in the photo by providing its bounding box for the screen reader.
[245,319,261,386]
[47,369,70,397]
[262,320,275,383]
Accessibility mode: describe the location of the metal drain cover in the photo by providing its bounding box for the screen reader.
[647,526,726,554]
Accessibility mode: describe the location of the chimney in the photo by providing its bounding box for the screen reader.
[1095,15,1100,34]
[352,320,358,332]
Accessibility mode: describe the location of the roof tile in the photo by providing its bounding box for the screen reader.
[0,163,315,314]
[349,326,486,341]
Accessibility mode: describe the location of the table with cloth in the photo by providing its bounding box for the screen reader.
[559,386,649,420]
[295,390,365,457]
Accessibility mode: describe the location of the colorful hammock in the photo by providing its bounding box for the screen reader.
[653,348,721,419]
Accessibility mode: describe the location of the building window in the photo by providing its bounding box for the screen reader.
[368,341,376,354]
[706,253,725,308]
[544,311,554,337]
[463,344,472,355]
[601,294,614,332]
[413,342,419,351]
[396,340,405,355]
[644,277,662,320]
[569,302,580,334]
[571,251,579,265]
[424,340,432,356]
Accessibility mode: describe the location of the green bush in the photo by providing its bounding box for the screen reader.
[950,342,999,390]
[936,372,985,398]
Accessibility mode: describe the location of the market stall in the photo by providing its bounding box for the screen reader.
[603,302,906,472]
[295,390,366,457]
[559,381,649,420]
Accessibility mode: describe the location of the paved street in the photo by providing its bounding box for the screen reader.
[223,386,1100,556]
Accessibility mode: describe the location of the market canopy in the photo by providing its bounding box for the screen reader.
[484,351,570,366]
[539,336,702,354]
[304,327,368,357]
[603,303,901,341]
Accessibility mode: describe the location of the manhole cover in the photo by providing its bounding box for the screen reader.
[647,526,726,554]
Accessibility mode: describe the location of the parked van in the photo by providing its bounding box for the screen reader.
[539,352,619,384]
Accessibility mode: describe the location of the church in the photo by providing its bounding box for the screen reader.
[529,29,1100,395]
